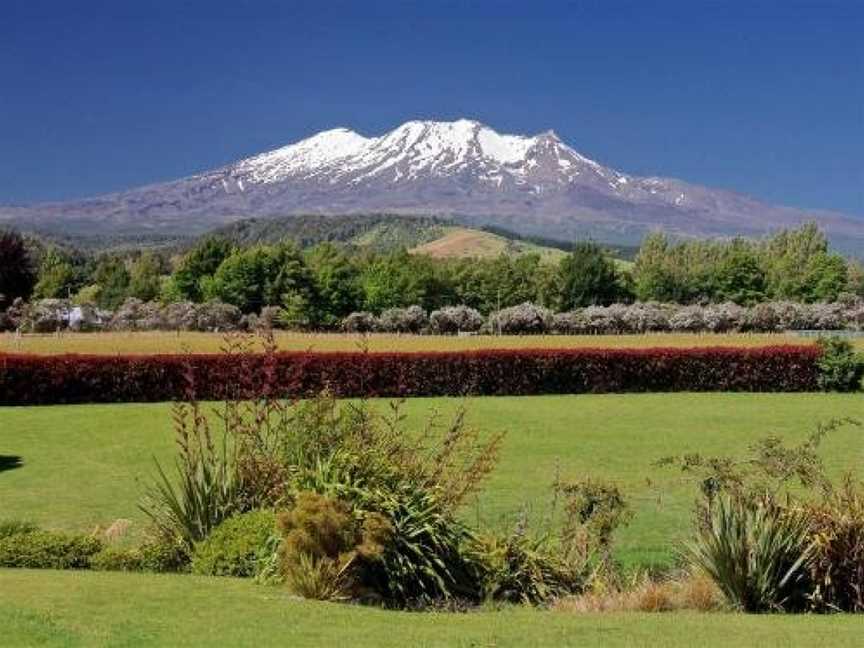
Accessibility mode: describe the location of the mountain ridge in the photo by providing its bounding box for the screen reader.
[1,119,861,254]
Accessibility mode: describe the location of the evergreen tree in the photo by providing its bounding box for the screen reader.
[306,243,362,326]
[0,229,36,308]
[93,256,131,309]
[557,241,619,309]
[173,237,234,301]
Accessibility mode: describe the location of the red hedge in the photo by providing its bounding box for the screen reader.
[0,346,820,406]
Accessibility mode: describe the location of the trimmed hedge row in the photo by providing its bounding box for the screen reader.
[0,346,820,406]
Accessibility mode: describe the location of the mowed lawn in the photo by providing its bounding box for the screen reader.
[2,393,862,568]
[2,569,864,648]
[2,330,848,356]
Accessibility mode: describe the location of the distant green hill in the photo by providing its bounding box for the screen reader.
[410,227,566,262]
[197,213,629,265]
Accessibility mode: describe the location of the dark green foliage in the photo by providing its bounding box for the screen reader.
[91,547,145,572]
[0,530,102,569]
[127,251,165,301]
[468,530,586,605]
[33,248,84,299]
[369,488,478,605]
[207,214,452,250]
[91,535,191,573]
[713,241,767,305]
[847,261,864,297]
[192,509,276,577]
[0,520,38,539]
[306,243,363,326]
[0,229,36,308]
[558,241,619,308]
[137,534,191,573]
[205,241,317,315]
[92,256,131,309]
[686,496,812,612]
[172,237,234,301]
[816,337,864,392]
[632,224,853,305]
[360,250,453,313]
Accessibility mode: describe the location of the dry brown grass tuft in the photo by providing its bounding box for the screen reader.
[101,518,134,544]
[555,571,723,614]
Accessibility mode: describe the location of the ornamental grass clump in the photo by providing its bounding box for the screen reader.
[685,495,813,612]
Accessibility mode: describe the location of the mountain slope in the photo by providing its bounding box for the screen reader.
[2,119,861,253]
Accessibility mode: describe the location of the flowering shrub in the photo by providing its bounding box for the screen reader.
[0,345,821,405]
[377,306,428,333]
[429,305,484,334]
[487,302,554,334]
[341,311,377,333]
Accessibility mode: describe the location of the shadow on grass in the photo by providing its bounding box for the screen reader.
[0,455,23,473]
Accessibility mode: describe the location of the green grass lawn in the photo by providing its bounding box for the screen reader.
[2,569,863,648]
[2,393,862,568]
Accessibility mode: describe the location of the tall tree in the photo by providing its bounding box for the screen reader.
[306,243,362,326]
[128,252,165,302]
[173,237,234,301]
[0,229,36,308]
[557,241,619,309]
[713,240,767,305]
[33,248,80,299]
[93,256,131,309]
[632,232,679,302]
[206,241,316,314]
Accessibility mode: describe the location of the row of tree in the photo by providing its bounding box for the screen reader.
[1,223,862,329]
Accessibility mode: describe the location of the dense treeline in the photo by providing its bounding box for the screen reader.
[1,223,862,330]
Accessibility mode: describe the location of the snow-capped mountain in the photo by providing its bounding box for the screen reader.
[1,119,862,252]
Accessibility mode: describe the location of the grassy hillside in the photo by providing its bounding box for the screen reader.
[411,226,567,262]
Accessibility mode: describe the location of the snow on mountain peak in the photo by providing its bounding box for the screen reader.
[232,119,604,186]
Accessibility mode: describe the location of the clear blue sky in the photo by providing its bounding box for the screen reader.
[2,0,862,215]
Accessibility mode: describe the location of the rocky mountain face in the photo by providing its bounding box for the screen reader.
[2,119,861,253]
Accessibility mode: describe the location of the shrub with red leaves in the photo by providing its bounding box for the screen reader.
[0,345,820,406]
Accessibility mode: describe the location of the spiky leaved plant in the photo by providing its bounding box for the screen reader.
[685,494,812,612]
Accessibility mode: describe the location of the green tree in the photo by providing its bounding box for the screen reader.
[0,229,36,308]
[206,242,316,314]
[557,241,619,309]
[360,250,445,312]
[128,252,165,302]
[632,232,679,302]
[847,261,864,297]
[804,253,848,302]
[92,256,131,309]
[763,222,830,300]
[713,241,767,305]
[306,244,362,326]
[33,248,80,299]
[173,237,234,301]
